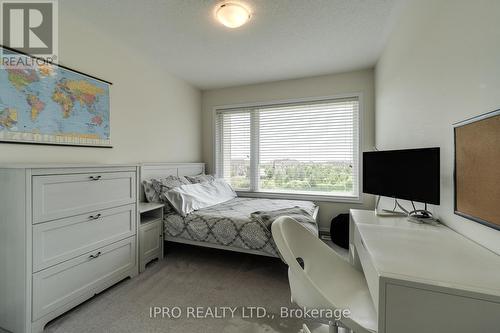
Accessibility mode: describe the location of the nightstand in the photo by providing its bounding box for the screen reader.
[139,202,164,273]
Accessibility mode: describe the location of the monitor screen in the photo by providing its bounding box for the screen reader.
[363,148,440,204]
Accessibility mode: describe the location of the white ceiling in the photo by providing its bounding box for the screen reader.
[61,0,403,90]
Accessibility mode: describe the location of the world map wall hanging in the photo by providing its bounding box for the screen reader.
[0,46,112,147]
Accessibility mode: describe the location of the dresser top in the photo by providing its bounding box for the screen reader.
[0,163,139,169]
[350,209,500,298]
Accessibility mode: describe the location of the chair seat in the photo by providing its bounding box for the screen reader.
[272,216,378,333]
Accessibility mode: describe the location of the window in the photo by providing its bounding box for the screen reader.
[215,96,360,201]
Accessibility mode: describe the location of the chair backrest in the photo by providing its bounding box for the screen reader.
[272,216,378,333]
[272,216,339,309]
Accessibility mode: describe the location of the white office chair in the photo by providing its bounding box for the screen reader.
[272,217,377,333]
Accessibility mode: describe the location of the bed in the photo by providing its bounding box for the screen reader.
[140,163,319,258]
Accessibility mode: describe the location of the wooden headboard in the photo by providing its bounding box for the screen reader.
[139,162,205,202]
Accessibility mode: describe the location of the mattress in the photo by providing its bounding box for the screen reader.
[164,197,318,256]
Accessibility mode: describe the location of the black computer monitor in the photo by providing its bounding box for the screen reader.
[363,148,440,205]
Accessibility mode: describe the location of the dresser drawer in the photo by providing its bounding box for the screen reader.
[33,204,136,272]
[354,225,379,312]
[33,171,136,223]
[32,237,136,320]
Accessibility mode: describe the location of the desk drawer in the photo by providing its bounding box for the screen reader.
[33,171,136,223]
[32,237,135,320]
[33,204,136,272]
[353,225,379,312]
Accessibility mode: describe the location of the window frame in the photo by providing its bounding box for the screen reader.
[212,93,364,203]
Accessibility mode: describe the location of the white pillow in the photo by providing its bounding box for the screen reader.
[165,179,236,217]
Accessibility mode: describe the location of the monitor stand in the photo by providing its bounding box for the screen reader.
[374,196,409,217]
[374,197,441,225]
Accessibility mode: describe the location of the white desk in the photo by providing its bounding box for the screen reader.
[349,209,500,333]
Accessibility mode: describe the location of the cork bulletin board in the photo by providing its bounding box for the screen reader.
[454,110,500,230]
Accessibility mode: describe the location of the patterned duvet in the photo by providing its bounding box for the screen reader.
[164,197,318,256]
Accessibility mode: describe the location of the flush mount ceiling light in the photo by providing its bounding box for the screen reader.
[215,2,251,28]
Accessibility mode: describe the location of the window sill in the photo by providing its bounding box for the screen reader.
[235,190,362,204]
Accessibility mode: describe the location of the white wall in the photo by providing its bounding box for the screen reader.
[375,0,500,254]
[0,3,202,164]
[202,69,375,231]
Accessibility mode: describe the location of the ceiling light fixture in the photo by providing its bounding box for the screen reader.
[215,2,251,28]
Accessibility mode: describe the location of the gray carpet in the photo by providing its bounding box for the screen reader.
[44,243,324,333]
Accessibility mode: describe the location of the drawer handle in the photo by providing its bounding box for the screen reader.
[89,175,102,181]
[89,251,102,260]
[89,213,102,220]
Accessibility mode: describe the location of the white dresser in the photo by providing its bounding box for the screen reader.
[0,164,139,333]
[349,209,500,333]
